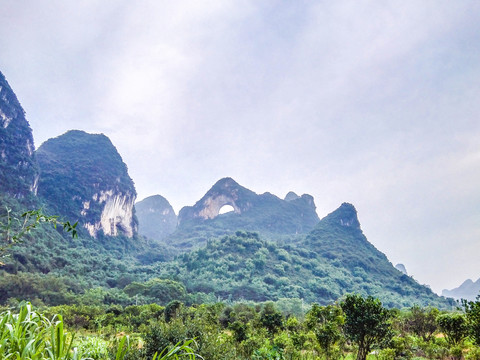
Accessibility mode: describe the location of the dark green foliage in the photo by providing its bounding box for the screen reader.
[463,295,480,346]
[305,303,345,359]
[341,294,394,360]
[404,305,439,341]
[164,300,182,323]
[259,302,284,335]
[0,71,38,199]
[124,279,186,305]
[437,312,468,346]
[154,229,452,308]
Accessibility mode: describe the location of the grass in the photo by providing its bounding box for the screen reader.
[0,303,201,360]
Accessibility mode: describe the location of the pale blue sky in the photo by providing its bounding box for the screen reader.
[1,0,480,294]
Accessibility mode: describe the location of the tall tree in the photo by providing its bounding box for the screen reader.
[340,294,393,360]
[305,303,345,360]
[437,313,468,346]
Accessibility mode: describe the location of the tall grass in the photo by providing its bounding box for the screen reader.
[0,303,201,360]
[153,339,203,360]
[0,302,78,359]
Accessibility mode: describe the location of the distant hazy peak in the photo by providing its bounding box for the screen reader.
[137,194,173,209]
[136,194,177,241]
[285,191,300,201]
[442,277,480,301]
[395,263,408,275]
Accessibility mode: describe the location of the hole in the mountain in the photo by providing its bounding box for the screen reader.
[218,204,235,215]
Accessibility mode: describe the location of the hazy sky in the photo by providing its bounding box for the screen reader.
[1,1,479,294]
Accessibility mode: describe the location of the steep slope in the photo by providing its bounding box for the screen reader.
[0,71,38,199]
[158,227,452,308]
[36,130,137,238]
[300,203,448,307]
[136,195,177,240]
[171,177,319,249]
[442,278,480,301]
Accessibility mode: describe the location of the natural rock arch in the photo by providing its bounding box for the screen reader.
[218,204,235,215]
[197,194,241,219]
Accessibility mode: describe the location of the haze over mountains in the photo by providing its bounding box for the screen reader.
[0,69,461,308]
[442,278,480,302]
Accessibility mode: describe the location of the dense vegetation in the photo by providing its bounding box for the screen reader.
[0,197,454,309]
[0,71,38,198]
[3,294,480,360]
[151,203,452,309]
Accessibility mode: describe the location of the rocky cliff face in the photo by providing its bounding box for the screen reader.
[136,195,177,240]
[36,130,137,238]
[0,71,38,198]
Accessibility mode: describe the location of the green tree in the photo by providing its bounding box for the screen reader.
[463,295,480,346]
[340,294,393,360]
[164,300,182,323]
[305,303,345,359]
[405,305,439,341]
[437,313,468,346]
[0,207,77,263]
[260,302,284,335]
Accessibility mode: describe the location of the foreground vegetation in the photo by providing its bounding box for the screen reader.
[3,293,480,360]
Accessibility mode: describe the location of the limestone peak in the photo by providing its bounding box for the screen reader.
[36,130,137,238]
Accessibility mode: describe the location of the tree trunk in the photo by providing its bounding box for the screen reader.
[356,346,368,360]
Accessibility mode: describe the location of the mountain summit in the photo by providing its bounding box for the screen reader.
[36,130,137,238]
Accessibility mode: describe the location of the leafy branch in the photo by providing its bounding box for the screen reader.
[0,207,78,263]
